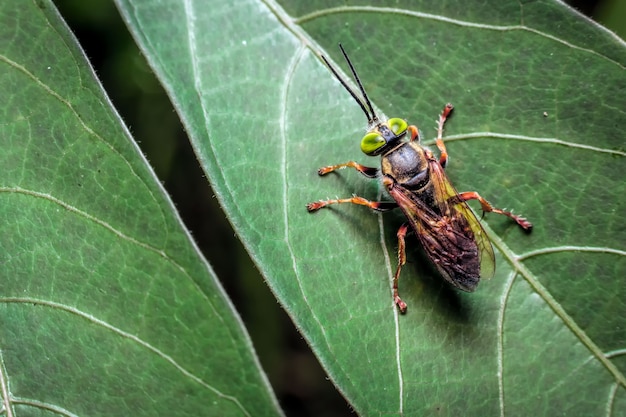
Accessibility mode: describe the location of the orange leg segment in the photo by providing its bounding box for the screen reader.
[317,161,378,178]
[457,191,533,231]
[408,125,419,142]
[435,103,454,168]
[306,196,397,213]
[393,223,410,314]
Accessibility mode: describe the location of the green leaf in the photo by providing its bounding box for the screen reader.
[114,0,626,415]
[0,1,281,416]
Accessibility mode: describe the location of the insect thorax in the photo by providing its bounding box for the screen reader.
[381,142,430,190]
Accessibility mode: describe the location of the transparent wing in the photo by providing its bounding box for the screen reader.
[428,160,496,280]
[387,158,495,291]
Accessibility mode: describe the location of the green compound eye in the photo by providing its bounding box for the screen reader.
[360,132,385,155]
[388,118,408,135]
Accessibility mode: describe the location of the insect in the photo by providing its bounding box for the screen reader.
[306,45,532,314]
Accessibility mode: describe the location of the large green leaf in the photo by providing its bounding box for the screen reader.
[114,0,626,415]
[0,1,281,416]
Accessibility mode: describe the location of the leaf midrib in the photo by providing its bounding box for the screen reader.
[490,226,626,388]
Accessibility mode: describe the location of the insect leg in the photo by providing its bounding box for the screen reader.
[457,191,533,230]
[317,161,379,178]
[408,125,419,142]
[306,197,397,213]
[393,223,410,314]
[435,103,454,168]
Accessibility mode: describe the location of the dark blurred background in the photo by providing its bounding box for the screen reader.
[50,1,624,415]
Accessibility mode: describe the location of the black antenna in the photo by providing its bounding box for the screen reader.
[338,44,378,123]
[321,45,377,124]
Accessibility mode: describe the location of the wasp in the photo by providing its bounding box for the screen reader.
[306,45,532,314]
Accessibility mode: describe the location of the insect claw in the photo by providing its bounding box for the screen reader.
[306,201,322,212]
[515,216,533,231]
[395,297,407,314]
[318,165,336,175]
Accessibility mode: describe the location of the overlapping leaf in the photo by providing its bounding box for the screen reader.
[0,1,281,416]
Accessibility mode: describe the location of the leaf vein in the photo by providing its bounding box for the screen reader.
[486,227,626,389]
[606,382,619,417]
[294,6,626,69]
[378,198,404,415]
[436,133,626,156]
[0,186,224,322]
[0,53,169,239]
[0,298,248,416]
[279,45,360,401]
[497,271,517,417]
[10,397,78,417]
[0,351,12,417]
[519,246,626,260]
